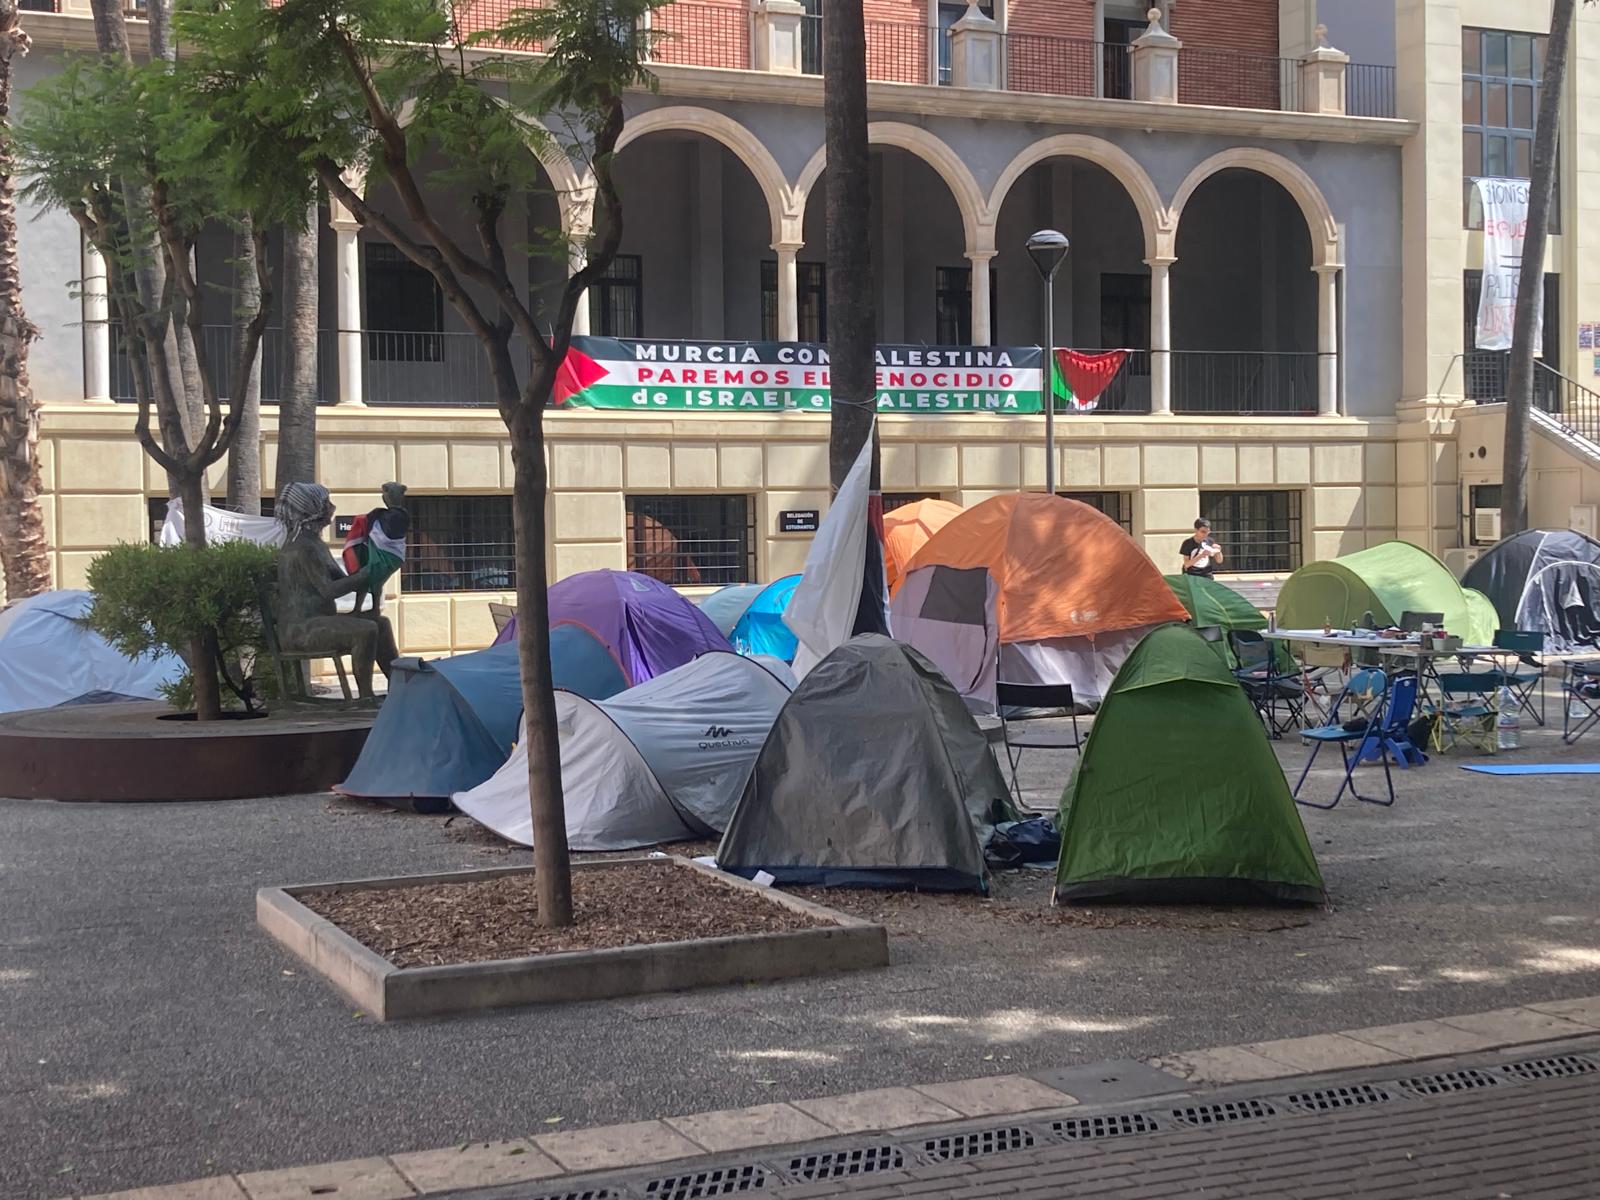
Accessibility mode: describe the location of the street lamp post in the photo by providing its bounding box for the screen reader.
[1027,229,1070,493]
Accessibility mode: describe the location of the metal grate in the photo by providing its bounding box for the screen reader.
[625,495,755,587]
[522,1191,623,1200]
[1053,1112,1161,1140]
[1497,1054,1599,1082]
[1286,1083,1398,1113]
[403,495,515,594]
[642,1164,769,1198]
[1170,1098,1278,1127]
[1396,1068,1503,1096]
[922,1126,1034,1162]
[786,1144,905,1181]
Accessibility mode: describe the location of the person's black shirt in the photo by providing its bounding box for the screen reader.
[1180,537,1217,578]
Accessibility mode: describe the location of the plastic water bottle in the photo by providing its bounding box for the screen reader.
[1497,685,1520,751]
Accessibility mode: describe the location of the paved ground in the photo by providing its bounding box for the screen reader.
[3,695,1599,1196]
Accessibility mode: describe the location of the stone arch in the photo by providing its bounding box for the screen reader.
[613,106,794,246]
[984,135,1170,262]
[1169,147,1341,268]
[793,122,986,251]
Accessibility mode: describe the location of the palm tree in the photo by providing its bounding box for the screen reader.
[275,201,319,491]
[0,0,50,602]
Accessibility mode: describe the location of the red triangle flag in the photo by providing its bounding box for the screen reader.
[552,345,609,407]
[1055,348,1128,408]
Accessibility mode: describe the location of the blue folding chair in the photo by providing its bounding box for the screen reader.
[1294,670,1415,809]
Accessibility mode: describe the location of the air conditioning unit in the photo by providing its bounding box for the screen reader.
[1443,547,1482,576]
[1472,508,1502,544]
[1571,505,1598,537]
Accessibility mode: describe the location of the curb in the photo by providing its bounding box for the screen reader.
[76,993,1600,1200]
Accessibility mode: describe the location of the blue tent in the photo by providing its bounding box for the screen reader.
[336,624,627,811]
[698,575,801,661]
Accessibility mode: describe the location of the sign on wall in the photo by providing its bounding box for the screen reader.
[778,509,820,533]
[552,337,1045,414]
[1474,177,1544,351]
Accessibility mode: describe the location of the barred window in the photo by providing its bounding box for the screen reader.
[1059,491,1132,534]
[403,496,516,594]
[1199,491,1303,574]
[760,260,827,342]
[590,254,643,337]
[365,244,443,362]
[625,495,754,586]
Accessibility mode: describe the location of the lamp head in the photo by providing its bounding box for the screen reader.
[1026,229,1070,281]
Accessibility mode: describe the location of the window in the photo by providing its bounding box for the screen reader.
[1059,491,1132,534]
[626,495,754,586]
[365,243,443,362]
[589,254,643,337]
[1462,28,1557,231]
[800,0,821,74]
[761,260,827,342]
[882,492,944,512]
[934,266,996,345]
[147,497,276,543]
[402,496,516,594]
[1198,491,1303,573]
[1462,270,1561,401]
[1098,273,1151,359]
[1101,17,1144,99]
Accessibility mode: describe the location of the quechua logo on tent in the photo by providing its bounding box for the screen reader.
[698,723,750,750]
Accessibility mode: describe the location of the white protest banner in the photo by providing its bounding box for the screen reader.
[1475,177,1543,351]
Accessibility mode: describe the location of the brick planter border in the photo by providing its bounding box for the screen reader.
[256,856,889,1020]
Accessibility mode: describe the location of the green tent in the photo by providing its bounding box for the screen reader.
[1275,541,1497,644]
[1054,624,1325,905]
[1164,574,1273,669]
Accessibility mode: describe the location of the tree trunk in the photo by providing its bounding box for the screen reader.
[89,0,128,60]
[0,0,49,603]
[146,0,173,64]
[509,400,572,927]
[178,470,222,721]
[1502,0,1576,536]
[275,202,319,491]
[226,222,262,514]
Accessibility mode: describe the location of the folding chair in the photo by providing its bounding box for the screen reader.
[1563,663,1600,745]
[1491,629,1546,726]
[1360,670,1427,767]
[1432,666,1499,754]
[996,681,1081,810]
[257,582,354,703]
[1230,629,1305,738]
[1293,669,1412,809]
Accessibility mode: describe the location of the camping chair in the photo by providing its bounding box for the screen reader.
[1294,670,1413,809]
[257,581,354,703]
[1230,629,1305,738]
[996,681,1082,811]
[1492,629,1546,726]
[1432,665,1499,754]
[1562,663,1600,745]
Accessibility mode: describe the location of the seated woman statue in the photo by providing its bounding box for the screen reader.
[274,482,399,699]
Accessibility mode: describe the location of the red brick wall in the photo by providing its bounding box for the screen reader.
[1169,0,1278,55]
[1172,0,1284,109]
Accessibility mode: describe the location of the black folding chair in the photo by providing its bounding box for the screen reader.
[1491,629,1545,726]
[1563,663,1600,745]
[1230,629,1305,738]
[996,681,1082,810]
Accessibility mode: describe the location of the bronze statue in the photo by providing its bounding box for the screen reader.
[341,481,410,615]
[275,482,399,699]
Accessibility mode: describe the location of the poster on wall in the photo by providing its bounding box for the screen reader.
[1474,177,1544,351]
[552,337,1046,414]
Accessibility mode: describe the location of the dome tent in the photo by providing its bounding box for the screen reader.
[335,625,627,810]
[453,651,792,849]
[1462,528,1600,651]
[0,590,182,713]
[1275,540,1497,645]
[1163,573,1281,669]
[1054,624,1325,905]
[698,575,801,661]
[717,635,1014,892]
[883,498,963,593]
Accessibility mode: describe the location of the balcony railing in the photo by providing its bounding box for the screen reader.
[1176,46,1295,111]
[109,325,339,405]
[1463,350,1563,411]
[1171,351,1319,415]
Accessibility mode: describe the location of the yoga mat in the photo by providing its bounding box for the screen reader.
[1460,763,1600,775]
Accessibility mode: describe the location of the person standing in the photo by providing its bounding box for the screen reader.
[1180,518,1224,578]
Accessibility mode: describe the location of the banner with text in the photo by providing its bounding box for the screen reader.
[1474,177,1544,351]
[553,338,1045,414]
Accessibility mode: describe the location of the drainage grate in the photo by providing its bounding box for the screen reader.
[642,1164,768,1199]
[1285,1083,1398,1113]
[1396,1067,1502,1097]
[523,1191,623,1200]
[1170,1098,1278,1127]
[786,1144,905,1182]
[1497,1054,1599,1082]
[922,1126,1035,1162]
[1053,1112,1162,1140]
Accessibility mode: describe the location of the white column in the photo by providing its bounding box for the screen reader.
[967,251,994,346]
[81,237,112,403]
[1315,264,1340,417]
[1147,256,1173,415]
[774,243,800,341]
[569,245,592,336]
[330,200,365,408]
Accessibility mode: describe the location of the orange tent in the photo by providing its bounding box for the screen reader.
[883,499,964,593]
[898,492,1187,645]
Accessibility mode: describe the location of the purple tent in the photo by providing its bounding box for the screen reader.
[493,569,730,687]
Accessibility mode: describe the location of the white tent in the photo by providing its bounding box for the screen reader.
[0,590,183,713]
[452,651,792,849]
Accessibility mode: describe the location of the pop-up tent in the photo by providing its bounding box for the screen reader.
[1463,529,1600,651]
[1054,624,1325,905]
[698,575,801,661]
[717,635,1014,891]
[888,565,1000,713]
[494,569,730,684]
[1164,574,1276,668]
[0,590,183,713]
[1276,540,1496,644]
[453,651,792,849]
[884,499,963,593]
[336,625,627,809]
[896,493,1188,703]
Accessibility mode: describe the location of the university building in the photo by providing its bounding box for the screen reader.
[12,0,1600,654]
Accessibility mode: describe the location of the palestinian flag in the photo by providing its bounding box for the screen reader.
[1051,348,1128,413]
[343,506,409,588]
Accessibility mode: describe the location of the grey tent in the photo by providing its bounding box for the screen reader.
[717,635,1014,892]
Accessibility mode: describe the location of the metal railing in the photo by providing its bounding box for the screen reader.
[649,2,750,70]
[1534,362,1600,448]
[1345,62,1397,119]
[109,325,338,405]
[1462,350,1564,411]
[1057,348,1152,414]
[1171,350,1319,415]
[362,330,524,407]
[1004,31,1101,99]
[866,19,935,86]
[1177,46,1293,111]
